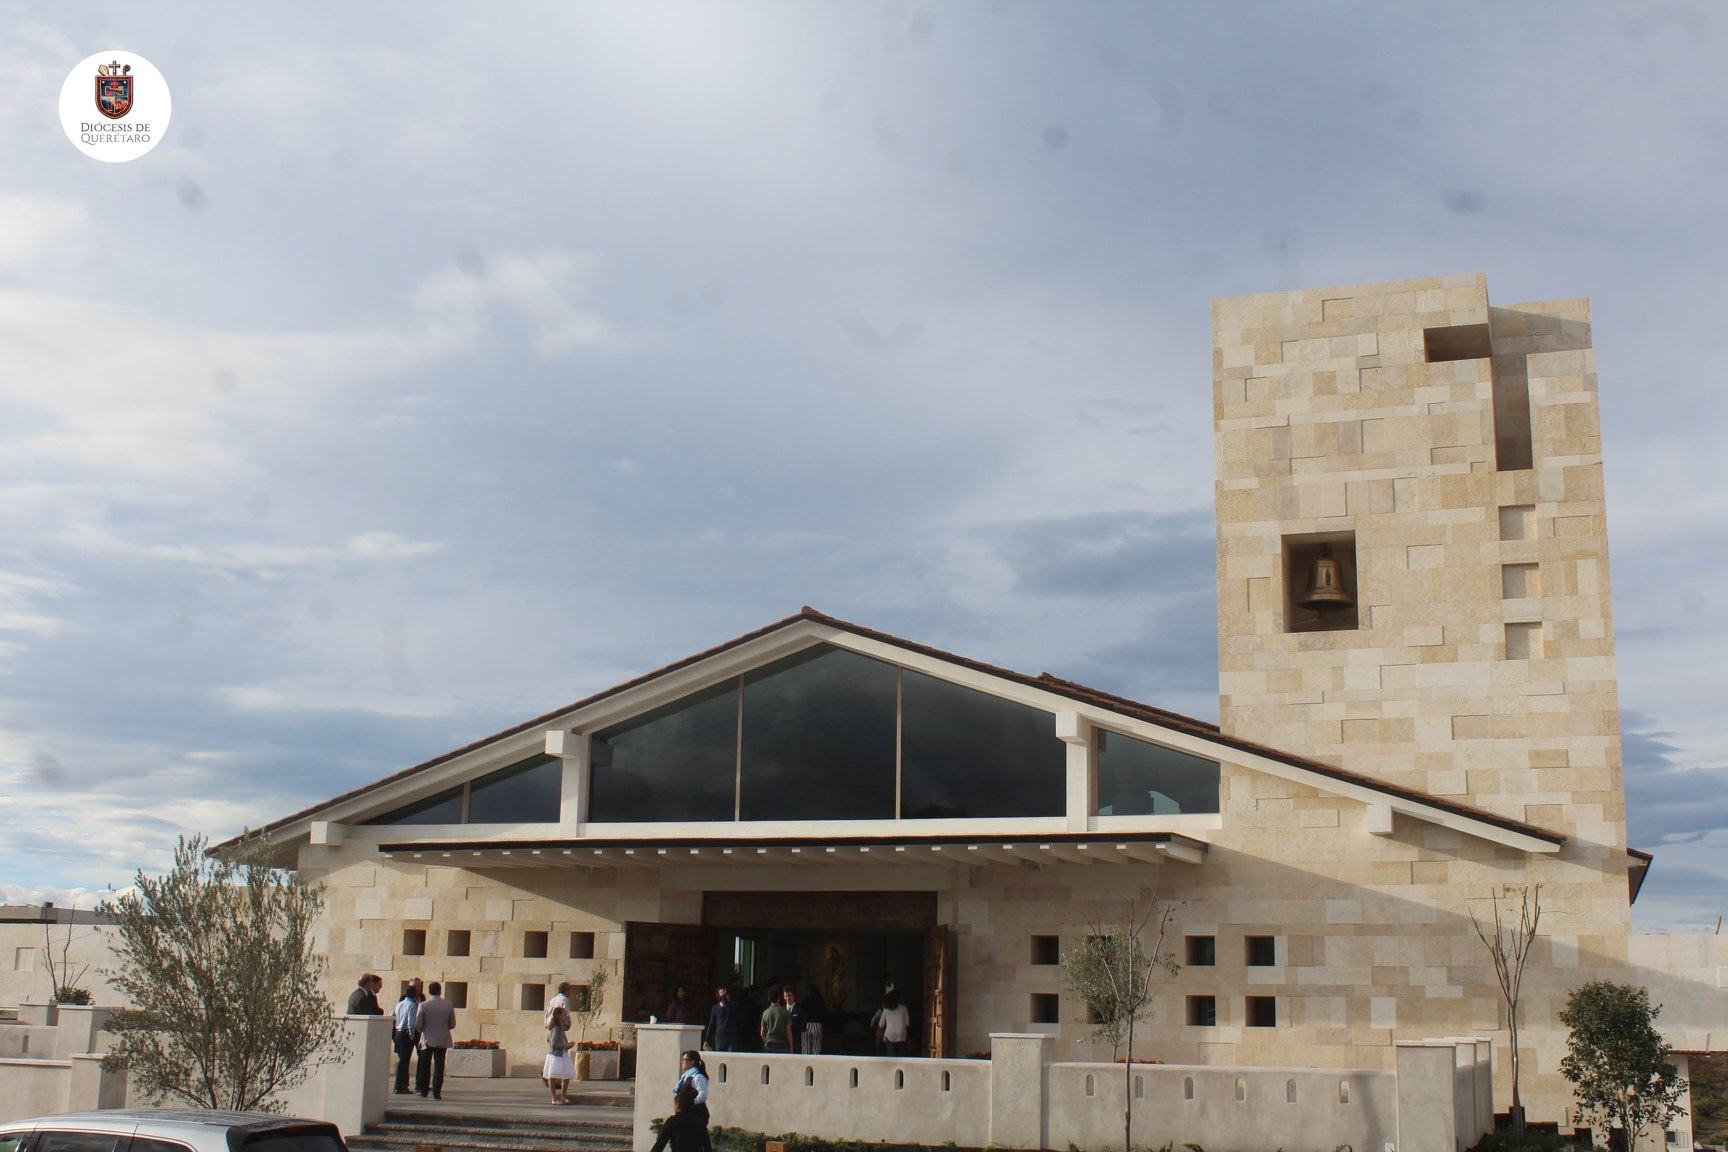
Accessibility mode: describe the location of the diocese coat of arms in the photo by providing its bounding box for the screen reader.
[95,60,133,120]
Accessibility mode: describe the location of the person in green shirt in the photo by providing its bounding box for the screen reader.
[760,988,793,1051]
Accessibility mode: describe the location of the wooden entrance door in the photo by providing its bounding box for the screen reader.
[923,923,954,1058]
[623,921,714,1028]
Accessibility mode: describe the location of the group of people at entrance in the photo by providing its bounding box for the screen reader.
[697,974,826,1053]
[354,975,457,1101]
[698,974,912,1056]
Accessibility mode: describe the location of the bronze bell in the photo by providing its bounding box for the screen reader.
[1298,545,1354,611]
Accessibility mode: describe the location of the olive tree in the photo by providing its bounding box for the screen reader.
[570,962,610,1042]
[1060,891,1181,1152]
[100,834,347,1110]
[1559,980,1688,1151]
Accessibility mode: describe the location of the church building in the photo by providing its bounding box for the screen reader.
[247,274,1723,1138]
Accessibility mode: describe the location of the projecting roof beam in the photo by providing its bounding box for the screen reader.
[1157,840,1206,865]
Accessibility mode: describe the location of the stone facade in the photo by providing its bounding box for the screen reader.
[1214,273,1621,850]
[1209,273,1660,1126]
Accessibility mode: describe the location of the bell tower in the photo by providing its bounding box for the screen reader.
[1211,273,1625,857]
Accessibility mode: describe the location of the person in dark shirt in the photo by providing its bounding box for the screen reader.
[346,973,383,1015]
[703,986,733,1051]
[650,1085,712,1152]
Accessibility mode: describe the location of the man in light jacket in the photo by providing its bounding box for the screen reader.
[415,981,458,1100]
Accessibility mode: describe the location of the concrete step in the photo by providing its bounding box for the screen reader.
[350,1136,629,1152]
[373,1119,635,1133]
[351,1127,631,1152]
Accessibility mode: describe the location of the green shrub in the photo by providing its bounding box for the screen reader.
[1472,1131,1581,1152]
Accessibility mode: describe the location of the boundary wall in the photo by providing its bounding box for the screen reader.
[0,1004,125,1124]
[0,1007,390,1136]
[635,1025,1494,1152]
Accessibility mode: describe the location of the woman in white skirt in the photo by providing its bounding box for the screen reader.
[544,1005,575,1103]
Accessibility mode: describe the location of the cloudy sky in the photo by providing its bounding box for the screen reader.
[1,2,1724,932]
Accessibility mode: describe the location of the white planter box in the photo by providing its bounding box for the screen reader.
[576,1049,619,1080]
[446,1048,507,1077]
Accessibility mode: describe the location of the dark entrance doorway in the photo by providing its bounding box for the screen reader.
[620,891,954,1058]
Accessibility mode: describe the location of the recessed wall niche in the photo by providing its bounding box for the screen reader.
[1422,322,1492,362]
[1283,532,1359,633]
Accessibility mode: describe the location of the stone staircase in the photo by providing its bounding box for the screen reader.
[347,1095,634,1152]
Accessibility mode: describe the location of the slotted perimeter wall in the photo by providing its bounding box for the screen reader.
[636,1024,1491,1152]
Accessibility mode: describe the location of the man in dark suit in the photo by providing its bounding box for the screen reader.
[346,973,383,1015]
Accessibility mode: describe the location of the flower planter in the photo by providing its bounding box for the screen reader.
[576,1049,619,1080]
[447,1047,507,1078]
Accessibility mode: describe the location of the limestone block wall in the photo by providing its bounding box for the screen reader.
[944,764,1684,1129]
[303,786,1715,1133]
[1212,273,1624,859]
[302,841,634,1072]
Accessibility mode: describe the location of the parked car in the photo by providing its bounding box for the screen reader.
[0,1111,348,1152]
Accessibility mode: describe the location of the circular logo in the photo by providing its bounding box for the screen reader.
[59,50,172,162]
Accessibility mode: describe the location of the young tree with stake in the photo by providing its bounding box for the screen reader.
[1471,883,1542,1138]
[1060,891,1181,1152]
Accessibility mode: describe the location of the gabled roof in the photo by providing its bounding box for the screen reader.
[238,607,1568,853]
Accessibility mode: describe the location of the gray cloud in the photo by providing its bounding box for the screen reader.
[0,2,1724,927]
[1622,712,1728,849]
[987,509,1214,599]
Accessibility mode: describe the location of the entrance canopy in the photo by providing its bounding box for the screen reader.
[377,830,1210,870]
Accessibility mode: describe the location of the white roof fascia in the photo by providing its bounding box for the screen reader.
[547,624,834,736]
[285,623,837,838]
[309,730,550,830]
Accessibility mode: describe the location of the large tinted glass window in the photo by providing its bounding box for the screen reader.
[590,679,738,821]
[739,645,897,820]
[363,785,464,826]
[1095,730,1220,815]
[468,753,561,823]
[900,671,1065,818]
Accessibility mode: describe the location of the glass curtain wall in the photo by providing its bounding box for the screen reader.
[586,643,1220,823]
[364,647,1223,828]
[366,753,563,826]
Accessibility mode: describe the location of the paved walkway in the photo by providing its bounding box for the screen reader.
[386,1076,637,1122]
